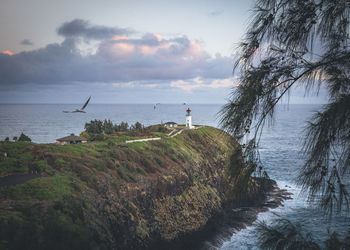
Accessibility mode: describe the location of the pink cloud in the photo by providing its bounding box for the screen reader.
[0,30,233,85]
[1,50,13,56]
[98,33,208,63]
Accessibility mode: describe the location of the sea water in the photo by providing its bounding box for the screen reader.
[0,104,349,248]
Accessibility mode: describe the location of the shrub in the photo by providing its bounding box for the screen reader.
[157,126,168,133]
[79,131,90,139]
[55,158,66,169]
[90,133,105,141]
[36,160,52,172]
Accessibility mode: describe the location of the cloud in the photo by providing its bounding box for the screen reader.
[0,21,233,89]
[170,78,203,92]
[170,77,235,92]
[57,19,131,40]
[1,50,13,56]
[20,39,33,46]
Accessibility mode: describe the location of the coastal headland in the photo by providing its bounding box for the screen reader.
[0,126,290,249]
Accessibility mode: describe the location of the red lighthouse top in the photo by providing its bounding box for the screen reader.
[186,108,191,112]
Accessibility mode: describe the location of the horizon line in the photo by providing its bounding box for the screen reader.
[0,103,326,105]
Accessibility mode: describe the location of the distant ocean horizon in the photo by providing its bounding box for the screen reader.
[0,104,224,143]
[0,103,326,143]
[1,103,348,249]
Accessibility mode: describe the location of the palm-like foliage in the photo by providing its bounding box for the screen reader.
[220,0,350,214]
[256,217,350,249]
[256,218,320,250]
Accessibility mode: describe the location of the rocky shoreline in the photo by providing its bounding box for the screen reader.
[202,181,292,250]
[147,180,292,250]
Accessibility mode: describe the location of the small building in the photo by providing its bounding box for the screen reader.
[186,108,194,129]
[164,122,178,128]
[56,133,88,145]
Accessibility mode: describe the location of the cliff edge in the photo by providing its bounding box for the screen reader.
[0,127,283,250]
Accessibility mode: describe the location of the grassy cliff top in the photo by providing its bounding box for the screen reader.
[0,126,240,200]
[0,126,246,250]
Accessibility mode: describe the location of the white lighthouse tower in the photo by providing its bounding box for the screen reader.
[186,108,194,129]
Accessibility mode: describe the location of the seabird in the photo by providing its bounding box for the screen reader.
[154,103,161,110]
[63,96,91,113]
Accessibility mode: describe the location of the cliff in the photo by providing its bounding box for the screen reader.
[0,127,278,250]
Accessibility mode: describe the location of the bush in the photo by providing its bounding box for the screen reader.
[36,160,52,172]
[55,158,66,169]
[157,126,168,133]
[90,133,105,141]
[145,124,169,133]
[79,131,90,139]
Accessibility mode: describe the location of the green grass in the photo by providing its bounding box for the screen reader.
[36,160,52,172]
[0,141,34,175]
[1,126,236,191]
[0,126,243,250]
[6,175,78,200]
[54,158,67,169]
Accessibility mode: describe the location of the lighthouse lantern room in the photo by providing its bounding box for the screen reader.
[186,108,194,129]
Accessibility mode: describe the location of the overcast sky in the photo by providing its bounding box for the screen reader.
[0,0,327,104]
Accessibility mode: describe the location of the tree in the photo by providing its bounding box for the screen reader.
[18,133,31,142]
[84,120,103,134]
[13,136,18,141]
[256,217,350,249]
[102,119,114,134]
[119,122,129,132]
[256,218,320,249]
[131,122,143,132]
[220,0,350,214]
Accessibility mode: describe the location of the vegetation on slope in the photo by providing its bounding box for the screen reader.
[0,126,259,249]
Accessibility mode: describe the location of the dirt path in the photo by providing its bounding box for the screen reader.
[169,128,184,138]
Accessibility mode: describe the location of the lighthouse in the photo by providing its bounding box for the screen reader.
[186,108,194,129]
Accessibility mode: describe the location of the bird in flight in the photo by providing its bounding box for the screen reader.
[154,103,160,110]
[63,96,91,113]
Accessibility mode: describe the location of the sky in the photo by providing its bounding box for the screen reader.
[0,0,327,104]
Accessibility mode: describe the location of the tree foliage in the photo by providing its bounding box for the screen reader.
[130,122,144,132]
[18,133,31,142]
[256,217,350,249]
[220,0,350,214]
[84,119,103,134]
[84,119,144,135]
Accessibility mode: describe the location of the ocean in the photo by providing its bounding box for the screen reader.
[0,103,349,249]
